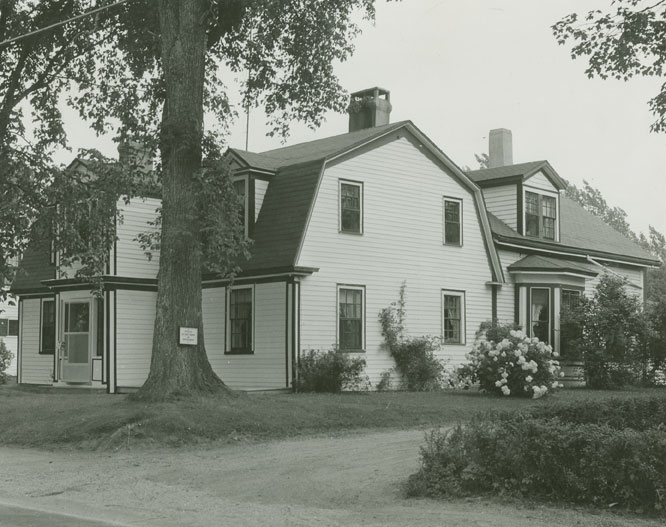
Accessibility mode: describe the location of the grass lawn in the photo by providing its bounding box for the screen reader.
[1,382,665,450]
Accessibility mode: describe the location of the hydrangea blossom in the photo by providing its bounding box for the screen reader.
[460,326,562,398]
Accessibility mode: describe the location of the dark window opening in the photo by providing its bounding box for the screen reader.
[339,288,363,350]
[444,200,461,245]
[40,299,56,354]
[229,288,252,353]
[340,183,362,233]
[443,294,463,343]
[525,191,557,240]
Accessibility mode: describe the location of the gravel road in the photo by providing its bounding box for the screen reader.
[0,429,662,527]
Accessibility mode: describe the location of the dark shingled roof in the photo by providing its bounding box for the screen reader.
[11,221,55,294]
[508,255,598,276]
[468,160,567,190]
[239,160,324,272]
[488,196,659,265]
[230,121,409,172]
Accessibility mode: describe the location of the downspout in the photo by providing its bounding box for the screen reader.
[585,255,641,289]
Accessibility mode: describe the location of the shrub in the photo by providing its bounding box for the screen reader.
[408,396,666,514]
[295,348,368,393]
[459,322,562,398]
[389,337,447,391]
[0,340,13,385]
[378,284,449,391]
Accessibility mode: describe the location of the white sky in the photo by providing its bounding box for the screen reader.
[57,0,666,236]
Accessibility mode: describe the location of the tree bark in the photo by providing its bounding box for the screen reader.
[132,0,230,400]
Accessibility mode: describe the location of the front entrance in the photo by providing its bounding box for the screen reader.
[60,301,91,383]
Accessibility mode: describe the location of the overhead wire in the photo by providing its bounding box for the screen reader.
[0,0,134,49]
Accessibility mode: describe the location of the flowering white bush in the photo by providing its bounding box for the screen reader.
[460,324,563,398]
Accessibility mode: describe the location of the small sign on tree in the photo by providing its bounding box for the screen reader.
[179,327,198,346]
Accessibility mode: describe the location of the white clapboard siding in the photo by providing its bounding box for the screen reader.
[584,264,645,302]
[483,184,517,230]
[524,171,557,193]
[255,179,269,222]
[0,298,18,376]
[297,137,494,384]
[115,197,161,278]
[496,249,524,325]
[115,290,155,388]
[19,299,54,384]
[204,283,287,391]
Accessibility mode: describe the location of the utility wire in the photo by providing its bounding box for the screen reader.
[0,0,134,49]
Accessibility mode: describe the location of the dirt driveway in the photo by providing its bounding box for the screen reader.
[0,429,661,527]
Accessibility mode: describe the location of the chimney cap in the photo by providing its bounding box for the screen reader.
[350,87,390,102]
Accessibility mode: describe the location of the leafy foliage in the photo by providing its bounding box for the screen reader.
[378,284,450,391]
[408,395,666,515]
[295,348,368,393]
[575,274,652,388]
[0,1,133,293]
[0,340,12,384]
[459,322,563,398]
[553,0,666,133]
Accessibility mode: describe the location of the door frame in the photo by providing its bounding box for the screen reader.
[59,296,94,383]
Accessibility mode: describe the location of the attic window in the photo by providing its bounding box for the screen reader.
[525,191,557,241]
[339,180,363,234]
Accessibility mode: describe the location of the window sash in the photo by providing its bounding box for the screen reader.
[525,191,557,240]
[339,288,363,350]
[230,288,252,352]
[8,319,18,337]
[340,182,362,233]
[530,288,551,344]
[561,289,581,312]
[0,318,7,337]
[444,199,461,245]
[41,299,56,354]
[443,295,462,344]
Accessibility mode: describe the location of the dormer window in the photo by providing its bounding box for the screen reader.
[525,191,556,240]
[233,177,248,236]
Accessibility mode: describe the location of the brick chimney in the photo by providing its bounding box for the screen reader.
[347,87,392,132]
[488,128,513,168]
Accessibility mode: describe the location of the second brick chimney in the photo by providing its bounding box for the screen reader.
[488,128,513,168]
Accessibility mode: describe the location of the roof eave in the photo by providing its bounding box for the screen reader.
[494,234,661,268]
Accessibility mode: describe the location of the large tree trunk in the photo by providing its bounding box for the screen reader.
[132,0,230,400]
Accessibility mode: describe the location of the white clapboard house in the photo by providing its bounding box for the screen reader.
[11,88,659,392]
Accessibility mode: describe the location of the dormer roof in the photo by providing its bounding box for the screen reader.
[468,160,567,191]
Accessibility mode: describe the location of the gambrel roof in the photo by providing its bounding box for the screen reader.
[227,121,505,282]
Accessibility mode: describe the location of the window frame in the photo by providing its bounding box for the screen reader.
[225,285,254,355]
[529,287,552,344]
[8,319,18,337]
[232,176,249,237]
[39,298,56,355]
[442,197,463,246]
[336,284,365,352]
[523,188,559,241]
[441,290,466,345]
[561,289,581,312]
[338,180,364,235]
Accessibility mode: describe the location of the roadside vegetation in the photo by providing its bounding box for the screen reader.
[408,394,666,516]
[1,383,663,451]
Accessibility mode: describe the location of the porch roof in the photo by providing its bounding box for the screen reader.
[508,255,598,277]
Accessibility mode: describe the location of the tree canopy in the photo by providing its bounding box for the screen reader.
[553,0,666,132]
[2,0,397,398]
